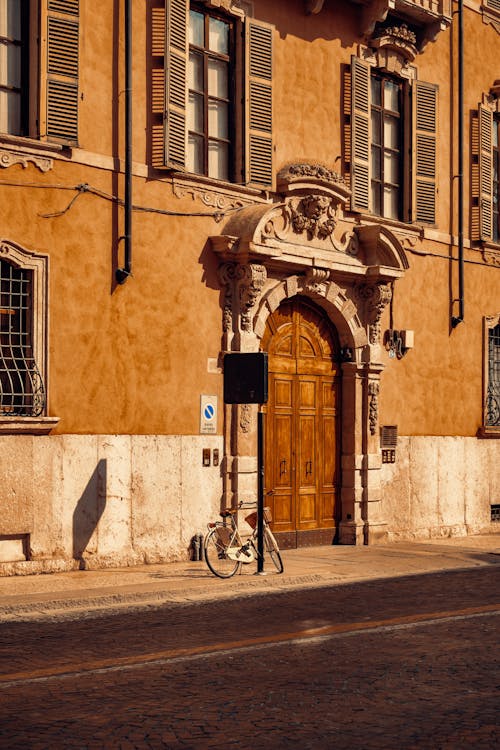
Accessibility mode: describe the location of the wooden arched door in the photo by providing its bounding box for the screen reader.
[262,297,341,548]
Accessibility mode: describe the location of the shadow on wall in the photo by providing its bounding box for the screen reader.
[73,459,107,568]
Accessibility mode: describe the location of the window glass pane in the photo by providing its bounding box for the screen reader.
[0,41,21,87]
[188,51,203,92]
[209,17,229,54]
[371,182,381,216]
[208,140,229,180]
[208,99,228,139]
[371,110,381,146]
[493,120,498,148]
[188,91,204,133]
[208,58,228,99]
[189,10,204,47]
[188,132,204,174]
[0,0,21,39]
[383,186,399,219]
[371,76,381,107]
[371,145,381,179]
[383,80,400,113]
[0,89,20,133]
[383,115,400,149]
[384,150,399,185]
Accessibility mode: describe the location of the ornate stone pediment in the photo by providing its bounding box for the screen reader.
[210,163,410,284]
[305,1,452,49]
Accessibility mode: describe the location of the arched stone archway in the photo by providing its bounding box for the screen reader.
[210,163,413,545]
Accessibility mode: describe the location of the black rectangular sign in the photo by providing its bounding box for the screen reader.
[223,352,268,404]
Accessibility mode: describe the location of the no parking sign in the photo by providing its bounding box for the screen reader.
[200,395,217,434]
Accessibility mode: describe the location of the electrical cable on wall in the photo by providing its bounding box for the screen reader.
[0,179,247,222]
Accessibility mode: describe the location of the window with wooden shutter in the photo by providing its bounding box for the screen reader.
[44,0,79,144]
[350,56,371,213]
[245,18,273,190]
[153,2,274,188]
[412,80,438,225]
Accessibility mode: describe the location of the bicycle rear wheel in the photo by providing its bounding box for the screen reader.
[264,526,284,574]
[204,527,241,579]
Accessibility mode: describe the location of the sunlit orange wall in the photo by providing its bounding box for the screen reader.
[1,1,498,437]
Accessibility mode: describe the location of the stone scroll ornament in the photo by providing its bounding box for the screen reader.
[238,264,267,332]
[218,263,238,332]
[368,381,380,435]
[356,283,392,345]
[217,263,267,333]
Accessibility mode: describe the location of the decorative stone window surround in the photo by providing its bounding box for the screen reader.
[478,313,500,438]
[0,240,58,435]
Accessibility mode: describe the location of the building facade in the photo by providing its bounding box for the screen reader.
[0,0,499,573]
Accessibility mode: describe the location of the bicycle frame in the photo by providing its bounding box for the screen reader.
[204,503,284,578]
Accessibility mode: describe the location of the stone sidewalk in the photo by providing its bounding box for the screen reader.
[0,533,498,621]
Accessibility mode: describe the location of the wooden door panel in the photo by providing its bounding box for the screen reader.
[298,378,316,409]
[297,491,317,526]
[320,491,336,526]
[274,414,293,488]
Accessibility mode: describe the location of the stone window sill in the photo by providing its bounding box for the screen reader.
[477,426,500,439]
[0,417,60,435]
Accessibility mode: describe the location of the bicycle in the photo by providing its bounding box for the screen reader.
[203,502,284,579]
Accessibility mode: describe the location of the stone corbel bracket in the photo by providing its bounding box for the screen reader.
[0,148,53,173]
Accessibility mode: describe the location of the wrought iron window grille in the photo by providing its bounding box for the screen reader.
[486,323,500,427]
[0,259,45,417]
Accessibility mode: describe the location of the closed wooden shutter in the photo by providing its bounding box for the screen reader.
[412,80,438,225]
[45,0,79,144]
[163,0,188,169]
[245,18,273,189]
[152,4,167,168]
[350,56,371,213]
[479,104,493,241]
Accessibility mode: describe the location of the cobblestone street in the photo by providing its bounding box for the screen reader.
[0,567,499,748]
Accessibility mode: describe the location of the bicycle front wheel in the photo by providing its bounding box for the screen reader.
[204,527,241,579]
[264,526,284,574]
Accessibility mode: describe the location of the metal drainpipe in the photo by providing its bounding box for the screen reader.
[116,0,132,284]
[452,0,464,327]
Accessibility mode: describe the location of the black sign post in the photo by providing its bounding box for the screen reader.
[223,352,268,574]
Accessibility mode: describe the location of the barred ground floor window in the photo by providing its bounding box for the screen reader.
[486,316,500,428]
[0,240,48,423]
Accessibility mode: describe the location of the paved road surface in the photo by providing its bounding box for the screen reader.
[0,567,498,749]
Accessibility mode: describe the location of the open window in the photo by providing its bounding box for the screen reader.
[151,0,274,190]
[0,0,79,145]
[348,54,437,226]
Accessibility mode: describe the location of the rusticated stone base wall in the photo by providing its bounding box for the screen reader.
[0,433,498,574]
[381,436,500,541]
[0,434,223,575]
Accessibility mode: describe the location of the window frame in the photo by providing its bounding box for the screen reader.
[0,240,58,435]
[370,70,404,221]
[187,3,236,181]
[480,313,500,437]
[0,0,30,136]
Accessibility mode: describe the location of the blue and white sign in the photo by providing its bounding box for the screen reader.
[200,395,218,434]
